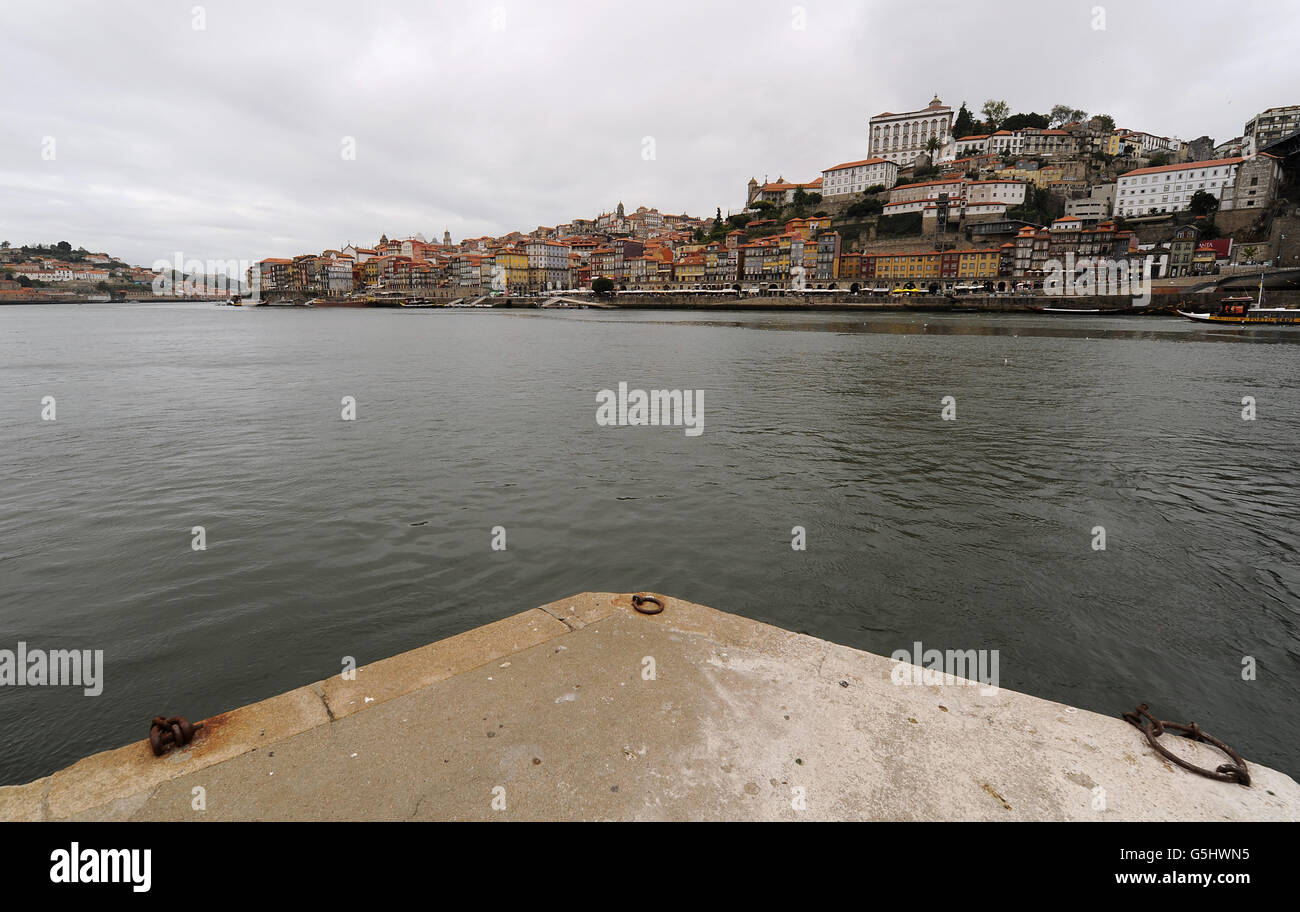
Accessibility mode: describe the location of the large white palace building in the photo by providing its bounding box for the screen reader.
[868,96,954,167]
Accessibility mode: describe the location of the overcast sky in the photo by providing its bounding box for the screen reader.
[0,0,1293,266]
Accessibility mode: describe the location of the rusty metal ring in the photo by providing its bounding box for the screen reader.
[632,594,664,615]
[147,715,203,758]
[1123,703,1250,786]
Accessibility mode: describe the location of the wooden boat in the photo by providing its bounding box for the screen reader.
[1177,277,1300,325]
[309,296,371,307]
[1031,304,1148,315]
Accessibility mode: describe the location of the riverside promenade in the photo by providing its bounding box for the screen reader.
[2,592,1296,821]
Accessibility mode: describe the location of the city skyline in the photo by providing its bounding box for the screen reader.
[1,0,1295,265]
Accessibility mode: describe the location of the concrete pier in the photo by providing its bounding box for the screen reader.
[2,592,1296,821]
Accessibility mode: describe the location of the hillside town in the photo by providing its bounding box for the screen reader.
[4,99,1296,303]
[245,97,1295,299]
[0,242,161,302]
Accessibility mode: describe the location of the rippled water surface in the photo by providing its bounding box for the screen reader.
[2,302,1298,784]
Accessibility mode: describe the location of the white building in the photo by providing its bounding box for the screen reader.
[1125,131,1176,155]
[526,239,572,289]
[820,157,899,196]
[326,258,354,294]
[340,244,375,263]
[965,179,1026,207]
[987,130,1023,157]
[868,95,954,167]
[1114,157,1243,217]
[881,177,1025,219]
[952,135,990,157]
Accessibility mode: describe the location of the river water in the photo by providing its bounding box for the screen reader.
[1,302,1297,785]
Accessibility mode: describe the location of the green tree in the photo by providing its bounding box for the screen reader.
[844,197,883,218]
[1049,104,1087,127]
[56,241,71,254]
[1189,190,1220,216]
[1093,114,1115,132]
[592,276,615,295]
[1,241,9,249]
[1002,112,1049,131]
[980,99,1010,131]
[954,102,974,138]
[1147,152,1170,167]
[926,135,942,155]
[878,212,923,238]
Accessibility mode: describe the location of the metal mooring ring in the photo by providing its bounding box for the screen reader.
[1122,704,1250,786]
[147,715,204,757]
[632,594,664,615]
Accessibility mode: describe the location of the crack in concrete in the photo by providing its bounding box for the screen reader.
[39,776,52,822]
[311,683,337,722]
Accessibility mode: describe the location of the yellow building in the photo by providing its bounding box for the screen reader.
[872,252,941,280]
[674,253,704,283]
[361,256,388,286]
[956,249,1000,278]
[498,249,528,291]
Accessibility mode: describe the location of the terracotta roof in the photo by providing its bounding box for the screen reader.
[1119,156,1244,178]
[824,157,891,171]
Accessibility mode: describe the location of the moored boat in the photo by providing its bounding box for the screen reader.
[1177,277,1300,326]
[1031,304,1148,315]
[310,296,373,307]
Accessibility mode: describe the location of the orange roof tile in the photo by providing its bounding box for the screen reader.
[824,157,891,171]
[1119,156,1244,178]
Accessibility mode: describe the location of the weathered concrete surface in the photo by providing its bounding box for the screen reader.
[2,592,1296,821]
